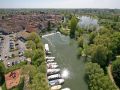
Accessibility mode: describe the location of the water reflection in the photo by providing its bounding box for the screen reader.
[61,68,70,79]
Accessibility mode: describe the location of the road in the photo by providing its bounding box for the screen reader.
[1,35,10,60]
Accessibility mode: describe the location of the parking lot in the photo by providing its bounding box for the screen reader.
[0,33,26,68]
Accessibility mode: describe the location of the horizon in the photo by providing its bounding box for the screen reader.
[0,8,119,9]
[0,0,120,9]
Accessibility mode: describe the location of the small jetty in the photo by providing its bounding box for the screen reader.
[45,43,70,90]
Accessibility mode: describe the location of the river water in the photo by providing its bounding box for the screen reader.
[42,33,88,90]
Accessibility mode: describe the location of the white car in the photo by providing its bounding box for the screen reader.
[7,62,11,67]
[61,88,71,90]
[0,58,2,61]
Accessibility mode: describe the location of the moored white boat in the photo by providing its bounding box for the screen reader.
[47,64,59,69]
[49,79,64,86]
[48,74,61,80]
[45,44,49,52]
[46,56,55,60]
[47,69,60,75]
[61,88,71,90]
[47,59,54,63]
[46,51,51,55]
[51,85,62,90]
[47,62,57,65]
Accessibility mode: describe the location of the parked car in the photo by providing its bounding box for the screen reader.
[7,62,11,67]
[12,62,14,66]
[5,55,7,58]
[0,58,2,61]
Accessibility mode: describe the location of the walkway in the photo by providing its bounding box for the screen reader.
[108,65,119,90]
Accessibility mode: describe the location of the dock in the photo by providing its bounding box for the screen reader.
[44,43,64,90]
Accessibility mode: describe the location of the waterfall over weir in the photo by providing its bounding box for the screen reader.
[42,32,60,38]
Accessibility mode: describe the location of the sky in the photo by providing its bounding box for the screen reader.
[0,0,120,9]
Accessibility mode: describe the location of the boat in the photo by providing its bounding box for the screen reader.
[45,44,49,52]
[47,64,59,69]
[61,88,71,90]
[46,51,51,55]
[47,59,54,63]
[48,74,61,80]
[51,85,62,90]
[47,62,57,65]
[49,79,64,86]
[46,56,55,60]
[47,69,60,75]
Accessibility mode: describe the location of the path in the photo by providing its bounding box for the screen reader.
[108,64,119,90]
[0,87,2,90]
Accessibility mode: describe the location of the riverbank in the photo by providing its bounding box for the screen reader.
[59,28,70,36]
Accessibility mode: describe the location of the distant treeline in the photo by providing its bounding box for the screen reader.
[0,8,120,15]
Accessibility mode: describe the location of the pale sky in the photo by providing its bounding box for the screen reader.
[0,0,120,9]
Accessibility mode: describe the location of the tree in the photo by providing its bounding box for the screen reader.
[86,62,116,90]
[77,36,84,47]
[77,47,83,57]
[47,21,51,31]
[28,32,41,44]
[24,32,49,90]
[36,42,43,50]
[75,27,83,38]
[26,40,36,50]
[111,32,120,55]
[89,32,96,44]
[94,35,112,49]
[0,62,5,85]
[24,50,33,58]
[87,45,109,68]
[70,16,77,38]
[112,58,120,87]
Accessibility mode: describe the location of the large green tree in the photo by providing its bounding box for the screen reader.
[87,44,109,67]
[86,62,116,90]
[112,58,120,87]
[70,16,77,38]
[47,21,51,31]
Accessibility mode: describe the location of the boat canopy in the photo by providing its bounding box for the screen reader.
[45,44,49,52]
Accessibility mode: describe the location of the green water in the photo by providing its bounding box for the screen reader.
[43,33,88,90]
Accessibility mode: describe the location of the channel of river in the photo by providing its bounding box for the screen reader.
[42,32,88,90]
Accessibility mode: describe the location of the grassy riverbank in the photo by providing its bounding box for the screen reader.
[59,27,70,36]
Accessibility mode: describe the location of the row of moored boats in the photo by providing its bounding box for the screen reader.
[45,44,70,90]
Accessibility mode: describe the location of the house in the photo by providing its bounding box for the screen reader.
[17,31,30,42]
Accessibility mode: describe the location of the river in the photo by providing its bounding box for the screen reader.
[42,32,88,90]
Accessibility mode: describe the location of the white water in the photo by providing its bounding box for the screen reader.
[42,32,60,38]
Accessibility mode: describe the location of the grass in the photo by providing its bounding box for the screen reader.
[1,83,7,90]
[59,27,70,35]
